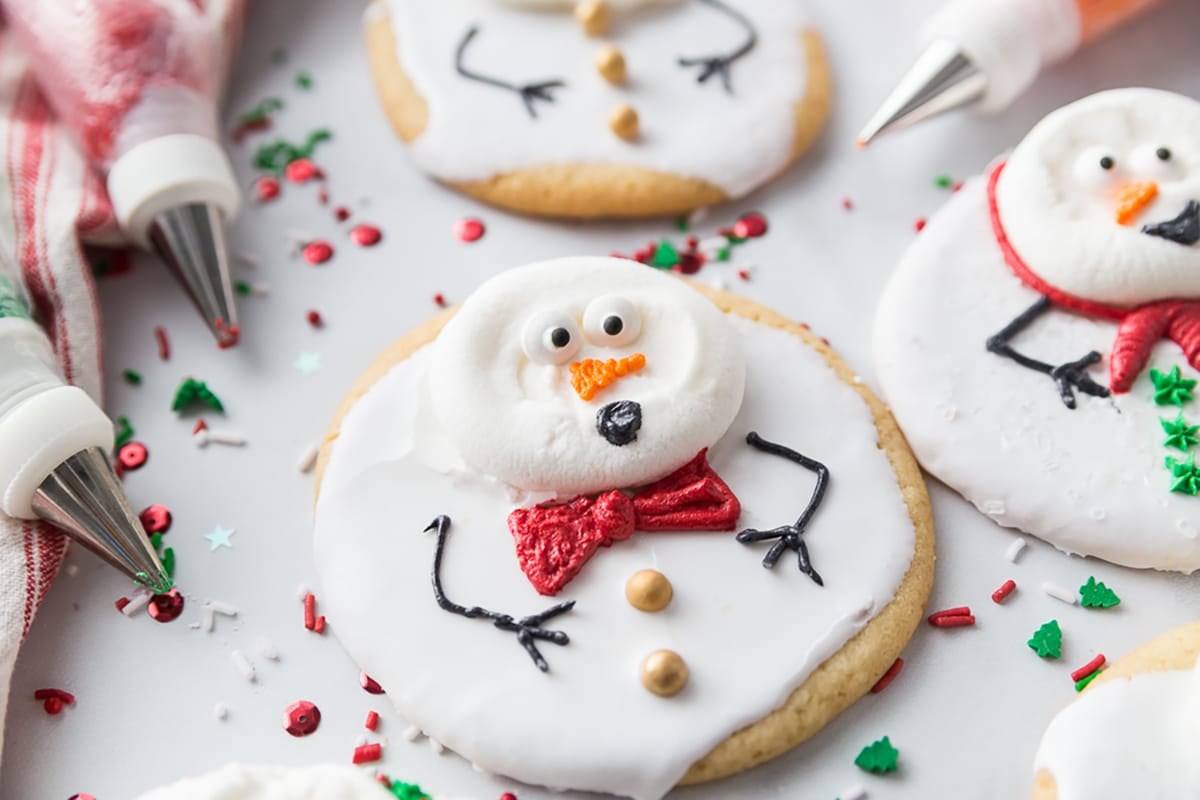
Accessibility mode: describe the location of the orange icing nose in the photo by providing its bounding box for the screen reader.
[569,353,646,401]
[1114,180,1159,225]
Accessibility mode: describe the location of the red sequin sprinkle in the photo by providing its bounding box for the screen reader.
[733,212,767,239]
[154,326,171,360]
[306,310,324,328]
[283,700,322,737]
[350,224,382,247]
[148,590,185,623]
[364,710,379,731]
[736,269,750,281]
[360,672,385,694]
[500,793,518,800]
[434,293,447,308]
[991,579,1017,604]
[284,157,322,184]
[870,657,904,694]
[117,442,148,471]
[334,205,350,222]
[139,504,172,535]
[1070,654,1106,683]
[454,217,485,243]
[676,252,704,275]
[352,742,382,765]
[914,217,927,233]
[302,241,334,265]
[254,176,281,202]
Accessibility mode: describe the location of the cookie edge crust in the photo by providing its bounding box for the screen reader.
[362,1,832,219]
[314,282,935,787]
[1031,620,1200,800]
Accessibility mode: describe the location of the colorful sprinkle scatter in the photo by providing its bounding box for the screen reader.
[1166,455,1200,495]
[1075,670,1103,692]
[302,240,334,265]
[34,688,74,716]
[1150,365,1196,406]
[350,223,383,247]
[387,782,431,800]
[732,211,767,239]
[854,736,899,774]
[934,174,953,189]
[254,176,281,202]
[434,293,447,308]
[1028,620,1063,659]
[233,97,284,142]
[294,352,321,375]
[334,206,350,222]
[147,590,184,623]
[114,415,134,449]
[253,129,332,173]
[869,657,903,694]
[295,70,313,90]
[306,309,324,328]
[172,378,225,414]
[914,217,927,233]
[283,700,322,737]
[1079,576,1121,609]
[122,369,142,386]
[455,217,486,243]
[1043,582,1077,605]
[365,710,380,731]
[360,672,385,694]
[841,196,853,211]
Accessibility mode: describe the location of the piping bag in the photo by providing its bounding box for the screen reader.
[2,0,247,347]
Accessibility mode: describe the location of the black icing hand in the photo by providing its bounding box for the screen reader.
[1142,200,1200,246]
[677,0,758,93]
[986,296,1111,410]
[455,25,565,119]
[734,432,828,586]
[425,516,575,672]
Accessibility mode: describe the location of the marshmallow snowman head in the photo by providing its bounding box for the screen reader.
[996,88,1200,307]
[428,257,745,496]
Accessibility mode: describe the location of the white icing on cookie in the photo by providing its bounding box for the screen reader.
[996,88,1200,307]
[496,0,681,9]
[316,268,916,800]
[382,0,814,197]
[875,175,1200,571]
[1034,659,1200,799]
[429,258,745,495]
[133,764,408,799]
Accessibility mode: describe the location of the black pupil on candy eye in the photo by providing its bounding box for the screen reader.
[603,315,624,336]
[1099,156,1115,170]
[550,327,571,349]
[1157,147,1172,161]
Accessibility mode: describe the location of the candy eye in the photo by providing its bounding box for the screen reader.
[1072,147,1120,189]
[1132,143,1184,181]
[521,310,581,366]
[583,295,641,347]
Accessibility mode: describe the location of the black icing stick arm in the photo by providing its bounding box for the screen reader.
[985,296,1110,410]
[454,25,565,119]
[425,515,574,673]
[735,431,828,586]
[677,0,758,93]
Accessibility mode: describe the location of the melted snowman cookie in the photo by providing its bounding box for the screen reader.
[875,88,1200,572]
[314,257,932,799]
[1032,621,1200,799]
[363,0,830,218]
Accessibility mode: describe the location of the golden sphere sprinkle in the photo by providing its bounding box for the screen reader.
[625,569,672,612]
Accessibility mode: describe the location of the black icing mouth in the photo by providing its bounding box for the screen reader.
[1142,200,1200,246]
[596,400,642,447]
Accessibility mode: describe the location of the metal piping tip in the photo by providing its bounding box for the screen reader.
[31,447,171,594]
[857,40,988,146]
[148,203,240,349]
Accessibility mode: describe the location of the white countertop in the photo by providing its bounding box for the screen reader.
[3,1,1200,798]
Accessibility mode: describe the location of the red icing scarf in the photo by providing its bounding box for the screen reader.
[507,450,740,596]
[987,161,1200,393]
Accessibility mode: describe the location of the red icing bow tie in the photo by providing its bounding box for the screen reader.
[988,160,1200,393]
[507,450,740,596]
